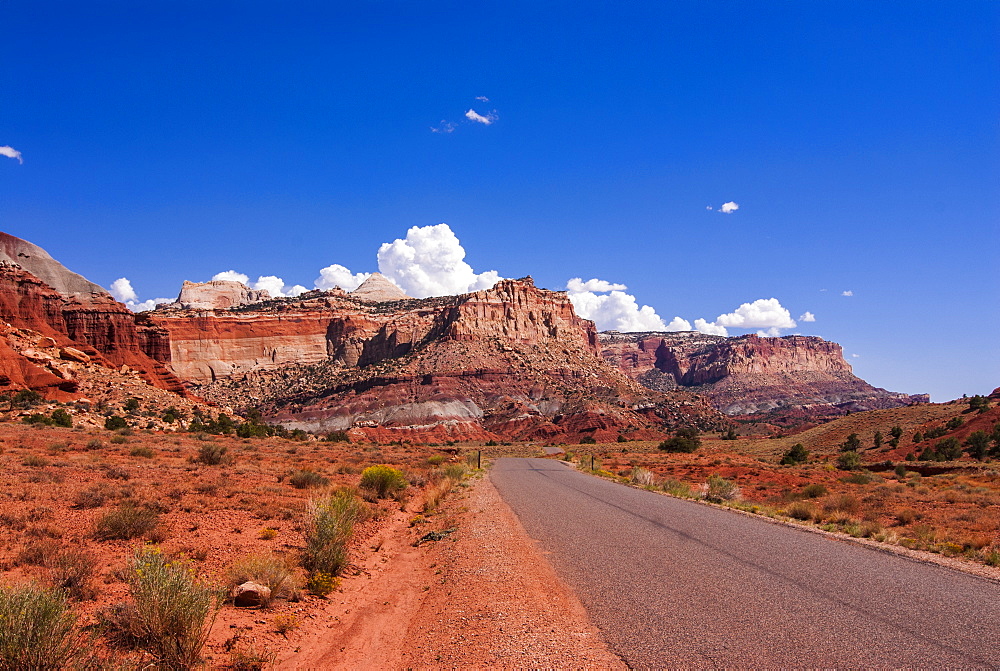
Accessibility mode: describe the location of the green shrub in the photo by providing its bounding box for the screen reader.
[288,469,329,489]
[0,584,90,669]
[224,554,300,607]
[836,450,863,471]
[104,415,128,431]
[305,572,340,597]
[801,483,828,498]
[661,478,693,498]
[304,489,368,580]
[196,443,229,466]
[22,454,50,467]
[324,430,350,443]
[578,436,597,445]
[94,503,160,541]
[126,548,221,669]
[780,443,809,465]
[358,465,407,499]
[426,455,445,466]
[110,434,129,445]
[442,463,467,481]
[704,474,739,502]
[50,409,73,428]
[840,433,862,452]
[23,413,52,426]
[130,446,155,458]
[786,501,816,521]
[841,470,877,485]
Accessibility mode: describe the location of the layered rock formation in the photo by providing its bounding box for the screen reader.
[144,279,723,441]
[350,273,410,302]
[162,280,271,311]
[0,234,188,398]
[601,331,928,423]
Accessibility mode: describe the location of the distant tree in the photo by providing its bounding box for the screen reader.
[579,436,597,444]
[946,417,965,431]
[840,433,862,452]
[873,431,883,449]
[721,428,738,441]
[936,437,962,461]
[968,395,990,413]
[780,443,809,465]
[124,397,140,413]
[889,426,903,439]
[912,431,923,443]
[50,409,72,428]
[964,431,990,461]
[658,427,701,453]
[104,415,128,431]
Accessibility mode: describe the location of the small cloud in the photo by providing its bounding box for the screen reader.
[475,95,489,102]
[842,290,853,297]
[851,353,860,358]
[720,201,739,214]
[0,146,23,164]
[212,270,250,285]
[798,311,816,322]
[109,278,138,303]
[465,109,498,125]
[430,121,456,134]
[705,206,714,211]
[566,278,628,293]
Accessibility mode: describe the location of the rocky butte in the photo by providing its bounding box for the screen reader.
[601,331,928,425]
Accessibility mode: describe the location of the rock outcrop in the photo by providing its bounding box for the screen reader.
[0,232,109,303]
[601,331,928,423]
[349,273,410,302]
[163,280,271,311]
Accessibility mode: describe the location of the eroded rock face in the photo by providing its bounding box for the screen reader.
[601,331,928,421]
[146,278,723,441]
[349,273,410,302]
[0,232,109,303]
[165,280,271,311]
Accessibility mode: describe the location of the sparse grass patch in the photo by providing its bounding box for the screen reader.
[704,474,740,502]
[129,446,154,458]
[288,469,329,489]
[786,501,817,521]
[304,489,368,583]
[196,443,230,466]
[0,584,91,669]
[225,554,300,607]
[94,503,160,541]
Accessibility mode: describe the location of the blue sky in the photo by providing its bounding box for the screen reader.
[1,1,997,401]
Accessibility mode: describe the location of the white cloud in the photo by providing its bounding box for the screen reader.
[465,109,498,125]
[109,278,138,303]
[693,318,728,336]
[211,270,250,284]
[565,277,686,332]
[714,298,796,330]
[107,277,170,312]
[0,146,23,164]
[377,223,501,298]
[757,327,784,337]
[842,290,853,296]
[665,316,692,331]
[315,264,371,292]
[705,206,714,211]
[566,278,628,293]
[430,121,457,134]
[475,95,490,102]
[798,311,816,322]
[720,201,739,214]
[851,353,860,358]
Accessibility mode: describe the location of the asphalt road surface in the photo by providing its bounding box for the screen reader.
[491,457,1000,668]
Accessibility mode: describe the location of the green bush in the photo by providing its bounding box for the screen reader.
[442,463,468,481]
[358,465,407,499]
[579,436,597,445]
[836,451,863,471]
[94,503,160,541]
[324,431,350,443]
[196,443,229,466]
[130,446,155,458]
[304,489,368,580]
[50,409,73,428]
[23,413,52,426]
[126,548,221,669]
[780,443,809,465]
[704,474,739,502]
[658,428,701,453]
[840,433,862,452]
[104,415,128,431]
[288,469,329,489]
[801,483,828,498]
[0,584,90,669]
[661,478,693,498]
[786,501,816,521]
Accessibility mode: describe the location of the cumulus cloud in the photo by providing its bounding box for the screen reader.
[108,277,171,313]
[799,311,816,322]
[377,223,501,298]
[566,278,628,293]
[0,146,23,164]
[109,278,138,303]
[714,298,796,330]
[720,201,739,214]
[842,290,853,296]
[314,264,371,292]
[212,270,250,284]
[851,353,860,358]
[465,109,498,125]
[693,318,728,336]
[565,277,689,333]
[475,95,490,102]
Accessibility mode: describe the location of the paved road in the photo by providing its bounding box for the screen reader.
[491,458,1000,668]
